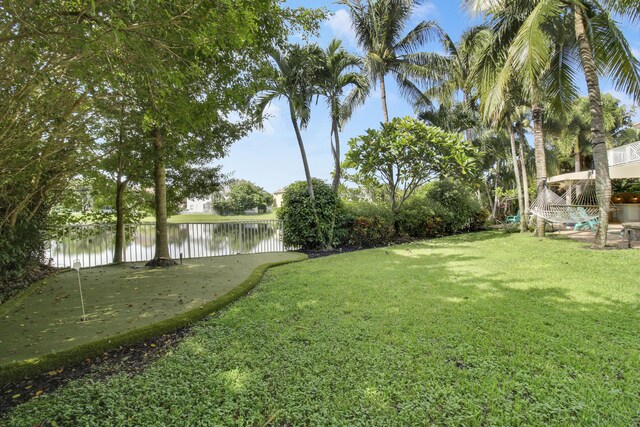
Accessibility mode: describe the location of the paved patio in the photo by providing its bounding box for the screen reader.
[551,223,640,248]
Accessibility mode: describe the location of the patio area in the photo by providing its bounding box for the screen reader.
[551,223,640,248]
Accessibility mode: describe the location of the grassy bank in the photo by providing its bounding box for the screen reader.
[142,212,278,223]
[4,232,640,425]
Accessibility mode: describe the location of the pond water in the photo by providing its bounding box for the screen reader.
[46,221,286,268]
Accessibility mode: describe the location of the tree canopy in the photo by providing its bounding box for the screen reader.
[343,117,478,215]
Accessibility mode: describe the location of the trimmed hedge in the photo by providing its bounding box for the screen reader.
[0,254,307,385]
[341,202,395,247]
[278,179,346,249]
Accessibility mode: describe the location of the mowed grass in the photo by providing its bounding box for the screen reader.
[4,232,640,425]
[142,212,278,223]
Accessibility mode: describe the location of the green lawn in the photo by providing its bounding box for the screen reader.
[142,212,278,223]
[4,232,640,425]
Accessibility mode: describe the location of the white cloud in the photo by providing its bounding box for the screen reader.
[325,9,357,48]
[258,103,282,135]
[631,46,640,60]
[413,3,437,19]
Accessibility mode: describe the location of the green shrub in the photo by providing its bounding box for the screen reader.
[342,202,395,247]
[396,196,449,238]
[277,179,345,249]
[397,180,487,238]
[0,218,49,303]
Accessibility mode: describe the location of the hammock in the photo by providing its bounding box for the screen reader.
[530,179,600,224]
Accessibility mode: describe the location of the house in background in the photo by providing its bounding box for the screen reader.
[273,188,286,208]
[183,198,213,214]
[182,185,231,214]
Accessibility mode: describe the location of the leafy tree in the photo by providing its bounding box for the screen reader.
[339,0,443,122]
[343,117,477,219]
[420,26,491,140]
[225,181,274,214]
[317,39,370,192]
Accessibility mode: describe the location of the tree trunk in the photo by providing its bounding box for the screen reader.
[492,162,500,221]
[575,7,611,248]
[485,185,496,221]
[146,128,175,267]
[509,128,525,232]
[113,179,127,263]
[289,101,324,247]
[532,103,547,237]
[463,92,473,142]
[380,73,389,123]
[331,117,341,193]
[574,136,581,173]
[517,128,530,225]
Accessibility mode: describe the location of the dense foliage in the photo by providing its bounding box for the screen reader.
[0,0,323,291]
[278,178,486,249]
[342,202,395,247]
[214,181,274,215]
[398,180,488,238]
[278,179,345,249]
[343,117,477,216]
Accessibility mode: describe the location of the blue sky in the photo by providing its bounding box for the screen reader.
[218,0,640,193]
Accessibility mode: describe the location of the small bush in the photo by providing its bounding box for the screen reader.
[0,218,49,303]
[396,197,448,238]
[342,202,395,247]
[277,179,345,249]
[397,180,487,238]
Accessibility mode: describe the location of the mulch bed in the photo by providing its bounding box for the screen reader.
[0,326,193,415]
[0,240,416,415]
[299,238,415,259]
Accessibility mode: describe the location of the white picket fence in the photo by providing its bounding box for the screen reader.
[46,220,288,268]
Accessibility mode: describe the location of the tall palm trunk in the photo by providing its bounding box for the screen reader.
[492,161,500,221]
[532,103,547,237]
[575,7,611,248]
[517,128,530,224]
[330,117,341,192]
[574,137,581,173]
[509,128,525,232]
[379,73,389,123]
[147,128,175,266]
[463,92,473,142]
[289,101,324,246]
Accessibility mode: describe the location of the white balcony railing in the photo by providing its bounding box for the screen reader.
[608,141,640,167]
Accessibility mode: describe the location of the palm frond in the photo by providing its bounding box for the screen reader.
[589,8,640,103]
[395,20,443,55]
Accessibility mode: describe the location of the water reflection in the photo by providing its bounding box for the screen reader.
[47,222,284,268]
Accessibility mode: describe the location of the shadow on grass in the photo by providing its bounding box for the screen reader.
[4,234,640,425]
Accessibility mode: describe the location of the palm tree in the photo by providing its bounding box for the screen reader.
[467,0,640,246]
[318,39,370,192]
[481,80,534,232]
[421,26,491,141]
[340,0,444,122]
[253,44,324,241]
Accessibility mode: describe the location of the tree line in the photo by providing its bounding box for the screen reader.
[1,0,639,298]
[255,0,639,248]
